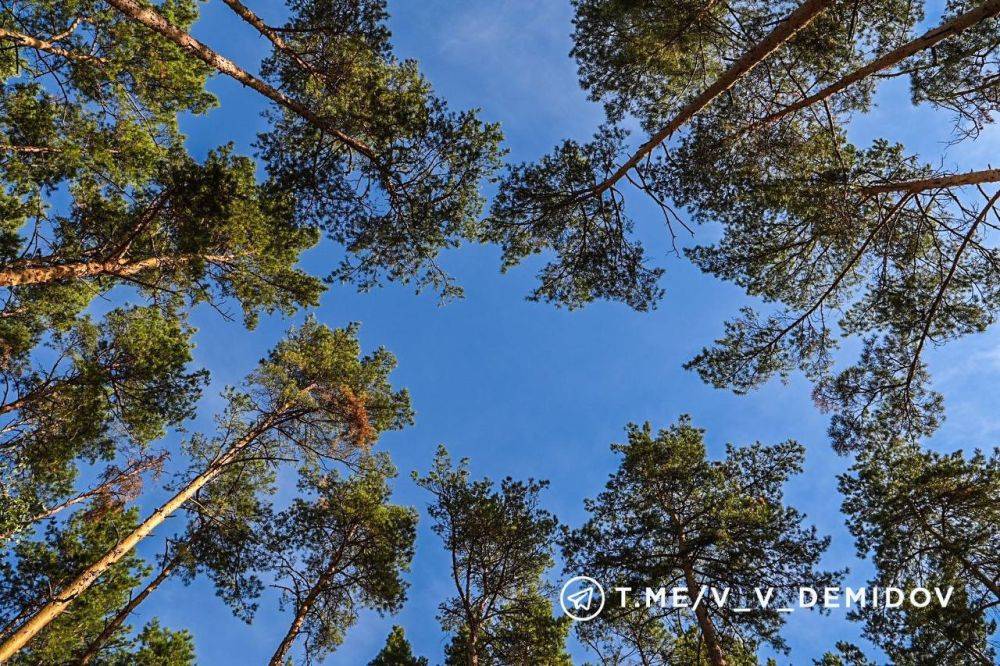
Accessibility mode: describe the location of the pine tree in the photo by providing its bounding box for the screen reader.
[839,442,999,663]
[415,446,569,666]
[0,507,192,665]
[75,453,279,663]
[488,0,999,308]
[813,643,876,666]
[0,306,202,542]
[263,456,417,665]
[679,132,1000,453]
[367,626,428,666]
[0,144,323,323]
[562,417,839,666]
[82,0,504,299]
[486,0,1000,458]
[0,320,412,660]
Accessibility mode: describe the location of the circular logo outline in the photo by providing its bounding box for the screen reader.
[560,575,606,622]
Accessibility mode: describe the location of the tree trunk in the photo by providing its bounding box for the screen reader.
[0,145,60,154]
[749,0,1000,131]
[220,0,320,81]
[586,0,833,201]
[0,254,230,288]
[103,0,376,162]
[673,520,728,666]
[77,547,186,665]
[862,168,1000,194]
[0,382,58,415]
[467,621,480,666]
[0,412,286,661]
[680,562,728,666]
[267,559,341,666]
[0,26,106,64]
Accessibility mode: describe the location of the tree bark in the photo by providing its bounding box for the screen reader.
[220,0,321,82]
[0,383,56,416]
[0,410,289,661]
[0,145,60,154]
[103,0,377,162]
[0,254,230,288]
[0,26,106,64]
[467,621,480,666]
[673,520,728,666]
[749,0,1000,131]
[585,0,833,201]
[861,168,1000,194]
[77,547,186,665]
[680,561,728,666]
[267,559,340,666]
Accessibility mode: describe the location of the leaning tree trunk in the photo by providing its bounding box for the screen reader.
[586,0,833,201]
[267,560,341,666]
[0,254,230,288]
[749,0,1000,131]
[102,0,376,161]
[861,168,1000,195]
[77,546,187,665]
[0,411,286,661]
[679,560,728,666]
[0,26,106,64]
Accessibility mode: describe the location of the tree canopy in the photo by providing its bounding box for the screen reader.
[1,0,998,663]
[562,416,838,665]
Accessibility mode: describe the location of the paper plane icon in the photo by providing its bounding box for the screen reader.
[567,587,595,611]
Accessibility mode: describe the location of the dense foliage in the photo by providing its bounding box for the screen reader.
[1,0,998,663]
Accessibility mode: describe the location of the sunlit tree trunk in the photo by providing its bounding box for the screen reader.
[862,168,1000,194]
[102,0,376,161]
[587,0,833,200]
[0,25,105,63]
[77,546,187,665]
[0,254,230,288]
[750,0,1000,131]
[267,560,339,666]
[0,411,290,661]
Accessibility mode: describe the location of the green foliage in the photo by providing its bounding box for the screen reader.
[0,306,203,541]
[571,0,921,130]
[443,589,571,666]
[486,125,663,310]
[487,0,934,310]
[256,0,504,299]
[4,0,216,121]
[249,318,413,456]
[172,453,278,624]
[813,643,877,666]
[909,0,1000,137]
[367,625,428,666]
[563,416,840,662]
[481,589,572,666]
[261,455,417,663]
[415,446,566,665]
[0,508,188,665]
[570,0,728,126]
[2,145,323,327]
[840,443,999,662]
[674,122,992,452]
[114,619,196,666]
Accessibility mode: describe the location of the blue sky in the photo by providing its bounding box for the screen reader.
[119,1,1000,663]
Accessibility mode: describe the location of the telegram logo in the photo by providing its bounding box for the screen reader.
[560,575,605,622]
